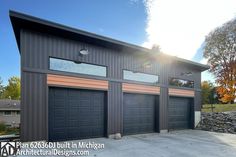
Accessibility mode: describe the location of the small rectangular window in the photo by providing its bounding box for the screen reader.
[49,58,107,77]
[4,111,11,115]
[123,70,159,84]
[169,78,194,88]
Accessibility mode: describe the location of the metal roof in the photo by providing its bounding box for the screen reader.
[9,10,209,71]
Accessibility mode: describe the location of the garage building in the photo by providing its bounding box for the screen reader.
[10,11,209,142]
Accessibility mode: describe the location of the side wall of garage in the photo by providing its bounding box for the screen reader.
[20,29,202,141]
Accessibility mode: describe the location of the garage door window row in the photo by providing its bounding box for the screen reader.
[169,78,194,88]
[123,70,159,84]
[49,57,107,77]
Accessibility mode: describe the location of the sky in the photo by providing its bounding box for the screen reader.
[1,0,236,85]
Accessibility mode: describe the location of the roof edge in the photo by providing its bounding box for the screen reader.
[173,56,210,71]
[9,10,150,53]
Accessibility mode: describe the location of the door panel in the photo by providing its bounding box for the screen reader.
[49,87,105,141]
[168,97,191,130]
[123,93,156,135]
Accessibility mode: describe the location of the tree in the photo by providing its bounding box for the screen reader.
[203,18,236,104]
[217,80,236,103]
[3,77,20,100]
[211,87,221,104]
[0,77,4,99]
[201,81,216,104]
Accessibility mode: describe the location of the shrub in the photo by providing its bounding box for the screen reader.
[0,122,6,132]
[6,127,19,135]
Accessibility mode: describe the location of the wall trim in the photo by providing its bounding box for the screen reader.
[47,74,109,90]
[169,88,195,97]
[195,111,201,127]
[122,83,160,95]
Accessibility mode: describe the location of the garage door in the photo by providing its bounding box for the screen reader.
[123,93,156,135]
[49,87,105,141]
[168,97,191,130]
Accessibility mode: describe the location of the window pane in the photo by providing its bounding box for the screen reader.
[4,111,11,115]
[123,70,159,84]
[169,78,194,88]
[50,58,106,77]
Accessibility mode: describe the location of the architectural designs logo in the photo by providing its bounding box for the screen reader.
[0,142,18,156]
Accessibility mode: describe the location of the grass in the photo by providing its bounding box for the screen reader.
[0,122,19,135]
[0,128,19,136]
[202,104,236,112]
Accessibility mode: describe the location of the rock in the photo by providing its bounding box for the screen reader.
[114,133,122,140]
[197,112,236,134]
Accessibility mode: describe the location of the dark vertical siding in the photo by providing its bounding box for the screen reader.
[108,82,122,135]
[21,30,47,141]
[194,71,201,89]
[20,29,203,141]
[158,60,170,130]
[155,96,160,132]
[194,91,202,111]
[159,87,168,130]
[21,29,163,76]
[168,62,201,89]
[21,72,46,141]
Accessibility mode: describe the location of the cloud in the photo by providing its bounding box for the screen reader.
[129,0,140,4]
[143,0,236,60]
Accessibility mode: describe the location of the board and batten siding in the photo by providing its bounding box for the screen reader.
[194,91,202,111]
[20,29,202,141]
[20,72,47,141]
[108,81,123,135]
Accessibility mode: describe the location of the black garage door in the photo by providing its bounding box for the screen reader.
[49,87,105,141]
[168,97,191,130]
[123,93,156,135]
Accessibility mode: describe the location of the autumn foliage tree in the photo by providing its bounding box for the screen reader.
[217,80,236,103]
[203,18,236,103]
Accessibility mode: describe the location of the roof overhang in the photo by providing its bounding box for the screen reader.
[9,10,209,72]
[10,10,149,53]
